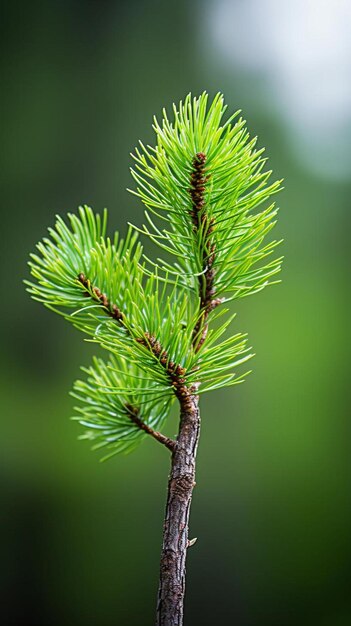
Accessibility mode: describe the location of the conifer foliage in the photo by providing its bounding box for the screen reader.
[26,92,282,624]
[26,93,282,460]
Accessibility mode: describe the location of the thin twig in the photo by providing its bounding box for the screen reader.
[125,403,175,451]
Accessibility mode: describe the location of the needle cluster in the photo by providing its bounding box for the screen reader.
[26,92,282,460]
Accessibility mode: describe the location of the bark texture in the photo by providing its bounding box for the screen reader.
[156,393,200,625]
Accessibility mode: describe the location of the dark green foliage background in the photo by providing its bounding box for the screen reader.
[1,1,350,625]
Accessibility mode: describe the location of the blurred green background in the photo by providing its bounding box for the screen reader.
[1,1,350,624]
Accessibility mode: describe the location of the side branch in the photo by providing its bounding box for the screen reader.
[125,403,175,451]
[189,153,222,351]
[77,273,191,405]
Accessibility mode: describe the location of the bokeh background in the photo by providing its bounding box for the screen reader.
[1,1,350,624]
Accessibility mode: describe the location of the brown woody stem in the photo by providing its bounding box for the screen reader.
[156,153,219,625]
[156,390,200,626]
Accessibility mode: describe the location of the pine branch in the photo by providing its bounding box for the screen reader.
[26,92,283,625]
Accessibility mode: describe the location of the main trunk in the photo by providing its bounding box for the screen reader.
[156,394,200,626]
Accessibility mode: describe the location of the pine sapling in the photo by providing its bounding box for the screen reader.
[26,93,283,626]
